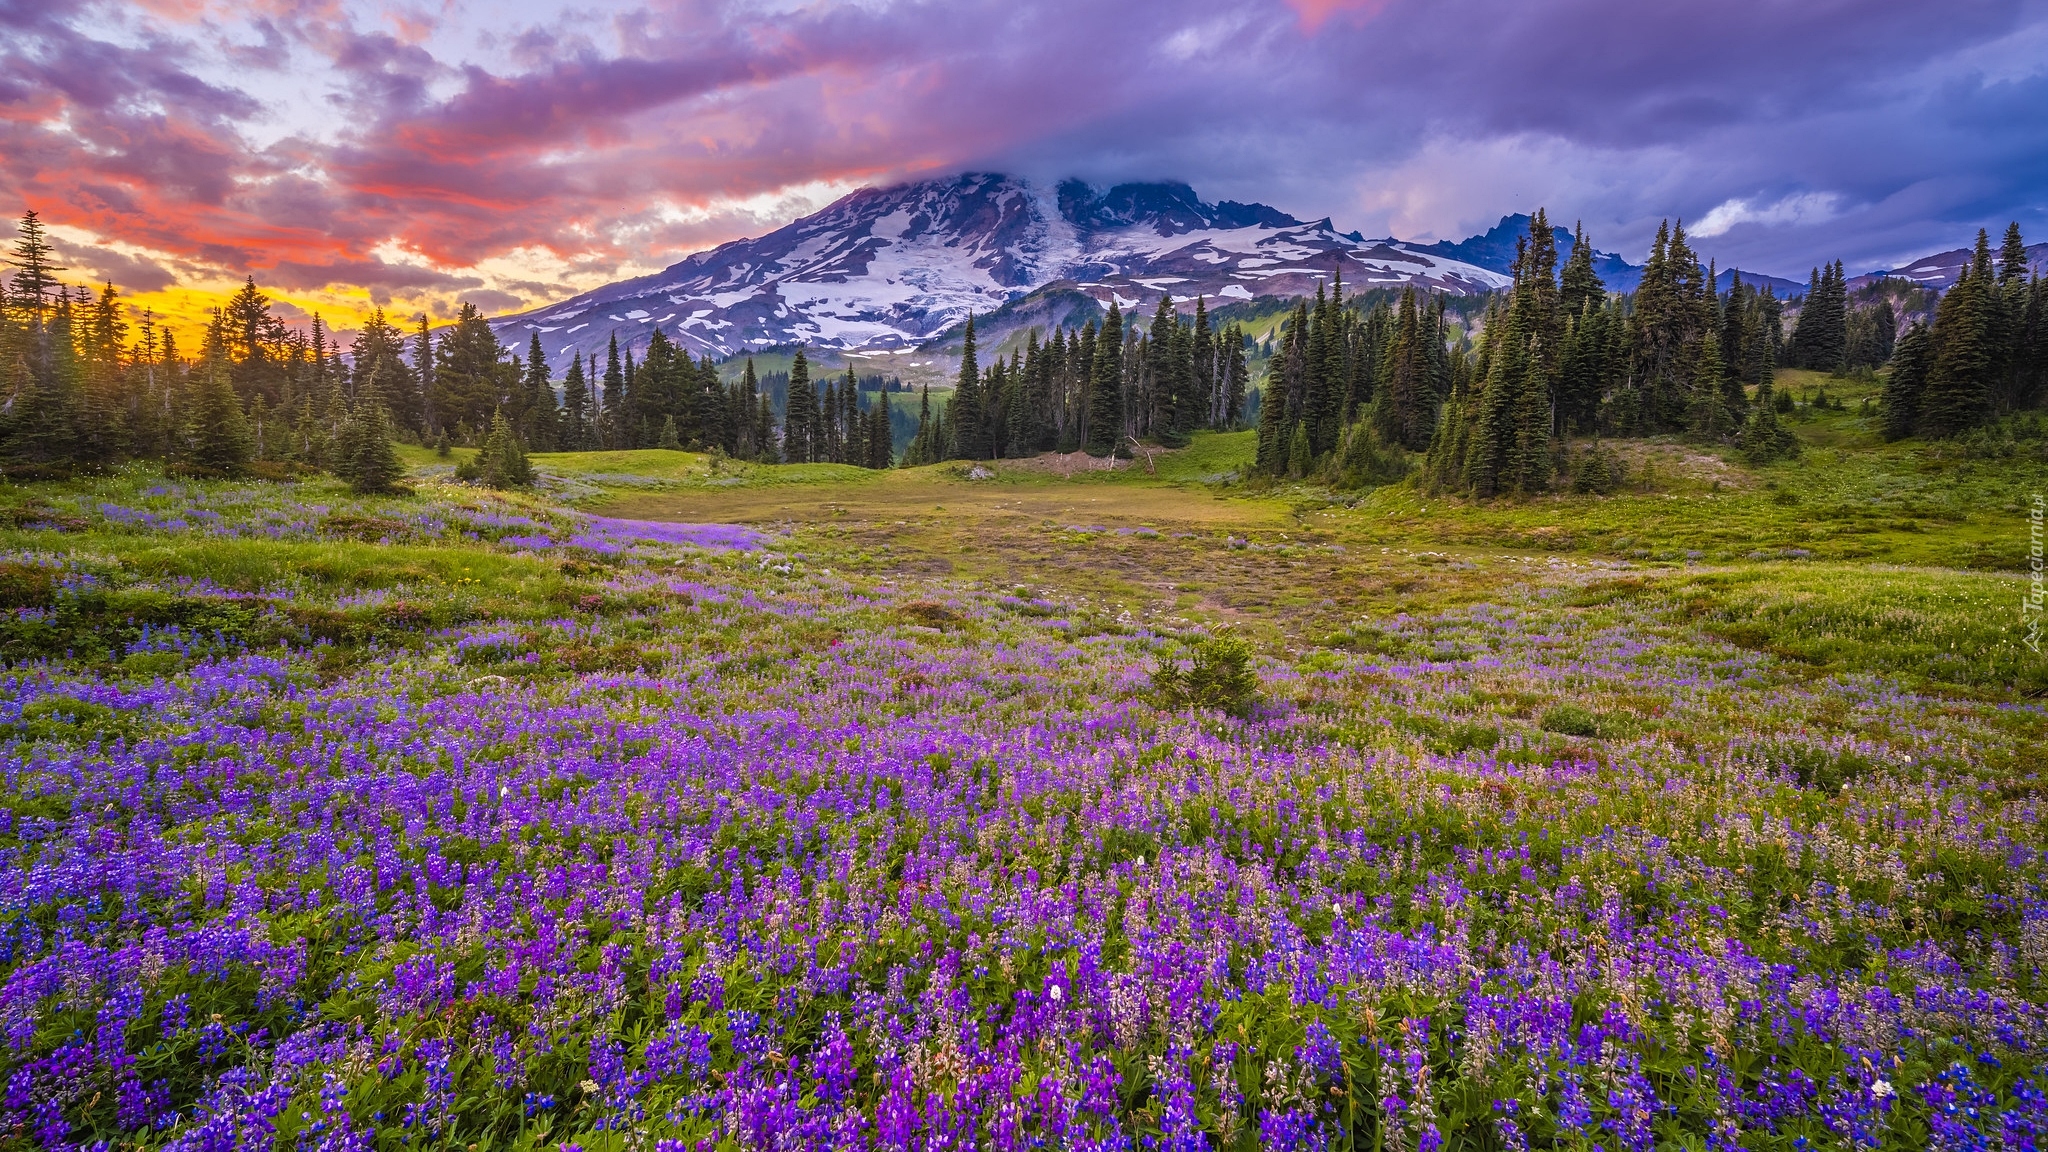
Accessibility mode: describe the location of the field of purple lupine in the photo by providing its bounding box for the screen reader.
[3,474,2046,1151]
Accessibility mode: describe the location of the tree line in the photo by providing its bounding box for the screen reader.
[1879,226,2045,440]
[0,210,903,486]
[0,211,412,490]
[1240,209,2045,495]
[901,297,1252,465]
[6,202,2041,495]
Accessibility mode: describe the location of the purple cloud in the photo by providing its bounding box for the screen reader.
[0,0,2039,305]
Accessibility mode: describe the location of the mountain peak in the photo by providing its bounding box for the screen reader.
[1412,213,1574,274]
[490,173,1507,369]
[1057,179,1300,235]
[1411,213,1662,290]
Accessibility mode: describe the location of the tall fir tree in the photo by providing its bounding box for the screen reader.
[1685,330,1733,440]
[1085,302,1125,457]
[1879,321,1932,440]
[1790,262,1848,373]
[432,303,514,438]
[950,316,985,460]
[187,312,253,477]
[561,355,591,449]
[1559,221,1605,319]
[867,388,894,467]
[524,333,558,450]
[1738,342,1798,463]
[1452,217,1559,496]
[1372,287,1436,451]
[416,314,437,435]
[1920,231,1995,437]
[465,408,533,488]
[601,333,624,448]
[338,374,406,494]
[7,209,61,321]
[905,382,938,466]
[783,348,814,463]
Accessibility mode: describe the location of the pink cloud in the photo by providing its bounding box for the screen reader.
[1285,0,1391,31]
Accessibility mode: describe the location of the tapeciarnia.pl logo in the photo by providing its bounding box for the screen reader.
[2028,493,2044,654]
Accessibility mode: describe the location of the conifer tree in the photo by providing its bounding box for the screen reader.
[905,382,938,466]
[350,310,408,415]
[784,348,814,463]
[1559,222,1605,319]
[76,282,126,466]
[2018,275,2048,413]
[7,209,61,321]
[1556,298,1612,433]
[1739,343,1798,463]
[1255,302,1309,474]
[1996,223,2038,412]
[417,314,437,435]
[187,313,253,476]
[622,347,641,445]
[754,390,775,457]
[601,334,624,448]
[727,358,759,457]
[820,376,839,462]
[1845,297,1896,371]
[984,360,1010,458]
[561,355,591,449]
[1373,288,1437,450]
[463,408,533,488]
[1085,303,1125,456]
[1463,305,1522,496]
[340,384,406,495]
[1002,350,1031,456]
[1285,420,1312,480]
[1880,321,1932,440]
[950,316,985,460]
[1303,283,1338,457]
[1191,296,1216,428]
[1790,262,1848,373]
[2000,222,2031,288]
[1222,327,1249,429]
[1622,220,1712,432]
[866,389,894,467]
[1452,218,1560,495]
[1920,231,1995,437]
[840,365,860,463]
[1686,330,1733,440]
[523,334,557,450]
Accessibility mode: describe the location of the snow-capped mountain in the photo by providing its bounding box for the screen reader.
[489,173,1513,368]
[1850,242,2048,294]
[487,172,2048,372]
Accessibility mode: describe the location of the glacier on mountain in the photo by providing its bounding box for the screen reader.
[488,173,1513,368]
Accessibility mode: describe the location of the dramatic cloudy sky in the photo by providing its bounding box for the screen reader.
[5,0,2046,336]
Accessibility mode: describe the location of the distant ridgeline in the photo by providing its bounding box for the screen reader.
[0,205,2041,489]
